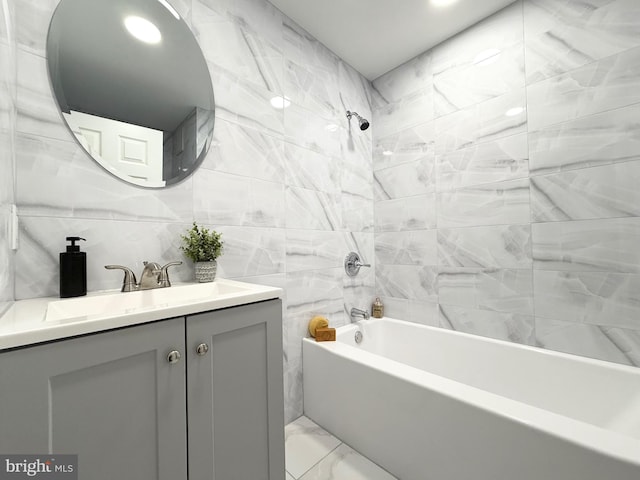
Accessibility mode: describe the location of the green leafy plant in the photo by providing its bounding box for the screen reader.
[180,222,224,262]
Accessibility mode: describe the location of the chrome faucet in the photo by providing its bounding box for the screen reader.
[139,261,162,290]
[105,261,182,292]
[350,307,370,321]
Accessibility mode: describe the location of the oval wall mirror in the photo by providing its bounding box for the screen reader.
[46,0,215,188]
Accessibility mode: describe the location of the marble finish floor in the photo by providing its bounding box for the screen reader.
[285,416,397,480]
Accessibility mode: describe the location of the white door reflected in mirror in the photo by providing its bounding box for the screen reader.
[64,111,165,187]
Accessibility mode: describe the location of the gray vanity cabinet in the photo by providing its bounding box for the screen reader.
[0,299,284,480]
[186,299,285,480]
[0,316,188,479]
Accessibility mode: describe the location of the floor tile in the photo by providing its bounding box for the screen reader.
[285,416,342,479]
[299,443,397,480]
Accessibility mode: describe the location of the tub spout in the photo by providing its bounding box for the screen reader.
[350,307,370,321]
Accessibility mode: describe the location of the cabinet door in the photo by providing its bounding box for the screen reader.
[0,318,187,480]
[187,300,285,480]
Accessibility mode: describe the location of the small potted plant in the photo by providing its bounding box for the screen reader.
[180,222,224,282]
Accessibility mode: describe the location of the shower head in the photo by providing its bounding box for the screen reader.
[346,110,370,131]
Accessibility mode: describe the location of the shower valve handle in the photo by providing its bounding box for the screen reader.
[345,252,370,276]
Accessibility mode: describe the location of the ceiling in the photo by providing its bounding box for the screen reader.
[268,0,517,80]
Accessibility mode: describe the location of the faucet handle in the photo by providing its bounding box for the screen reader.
[344,252,371,277]
[159,261,182,288]
[105,265,137,292]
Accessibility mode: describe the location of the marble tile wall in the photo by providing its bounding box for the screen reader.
[0,0,16,311]
[372,0,640,366]
[7,0,374,422]
[9,0,639,424]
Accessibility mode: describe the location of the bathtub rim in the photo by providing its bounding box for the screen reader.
[334,318,640,374]
[303,317,640,468]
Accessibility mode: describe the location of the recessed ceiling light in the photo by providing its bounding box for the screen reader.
[158,0,180,20]
[430,0,459,7]
[124,16,161,44]
[270,96,291,109]
[382,150,394,156]
[505,107,525,117]
[473,48,502,66]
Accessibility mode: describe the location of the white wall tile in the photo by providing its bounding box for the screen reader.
[528,103,640,175]
[285,59,341,124]
[194,169,285,227]
[284,103,341,158]
[438,266,533,316]
[524,0,640,84]
[372,0,640,368]
[376,265,437,303]
[373,86,434,139]
[0,1,16,305]
[204,118,286,183]
[284,144,339,195]
[373,51,432,104]
[526,46,640,131]
[286,230,345,272]
[431,1,524,79]
[215,226,285,278]
[531,161,640,222]
[535,318,640,366]
[434,42,525,117]
[15,0,58,57]
[17,133,194,221]
[373,121,434,172]
[375,194,437,232]
[438,224,532,268]
[193,3,283,95]
[210,65,285,137]
[434,88,527,155]
[436,133,529,191]
[15,216,191,299]
[16,48,69,141]
[375,230,437,266]
[437,178,530,229]
[534,270,640,330]
[532,217,640,273]
[285,186,341,231]
[439,304,535,345]
[374,157,435,201]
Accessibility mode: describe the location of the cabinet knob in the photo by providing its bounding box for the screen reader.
[167,350,181,364]
[196,343,209,356]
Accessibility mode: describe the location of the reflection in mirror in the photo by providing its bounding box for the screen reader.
[47,0,215,188]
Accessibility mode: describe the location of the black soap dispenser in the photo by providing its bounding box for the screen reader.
[60,236,87,298]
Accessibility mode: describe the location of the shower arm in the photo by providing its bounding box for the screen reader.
[346,110,370,131]
[346,110,361,120]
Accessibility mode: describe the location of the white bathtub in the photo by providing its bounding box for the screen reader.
[303,317,640,480]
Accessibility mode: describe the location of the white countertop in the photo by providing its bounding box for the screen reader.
[0,279,283,351]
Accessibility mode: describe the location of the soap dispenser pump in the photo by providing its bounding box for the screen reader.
[60,236,87,298]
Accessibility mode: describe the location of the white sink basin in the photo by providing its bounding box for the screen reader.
[0,279,282,350]
[45,280,256,323]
